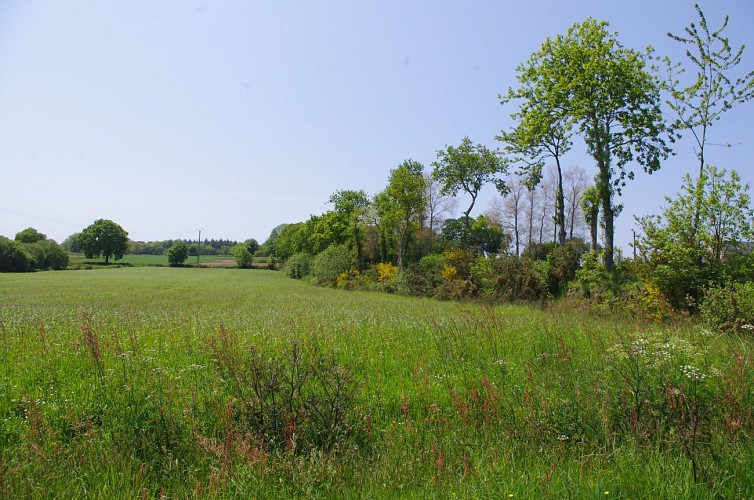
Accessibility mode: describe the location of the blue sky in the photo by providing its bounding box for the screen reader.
[1,1,752,249]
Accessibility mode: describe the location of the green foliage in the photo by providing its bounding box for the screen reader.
[127,241,166,255]
[244,238,260,255]
[30,240,69,270]
[499,50,573,245]
[77,219,129,264]
[255,223,288,257]
[284,252,313,279]
[374,160,426,270]
[439,215,507,255]
[14,227,47,244]
[489,254,547,302]
[637,166,754,308]
[1,233,68,272]
[432,137,507,250]
[0,236,33,272]
[520,19,670,270]
[231,244,253,268]
[167,242,189,266]
[312,244,352,286]
[700,282,754,331]
[418,253,447,290]
[60,233,81,253]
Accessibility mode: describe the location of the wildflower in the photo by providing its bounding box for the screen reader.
[682,364,705,381]
[741,324,754,331]
[630,338,648,356]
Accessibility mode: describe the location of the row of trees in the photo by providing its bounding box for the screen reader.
[61,233,254,258]
[0,228,69,272]
[262,6,754,314]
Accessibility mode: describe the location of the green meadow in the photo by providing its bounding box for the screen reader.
[66,253,231,267]
[1,268,752,498]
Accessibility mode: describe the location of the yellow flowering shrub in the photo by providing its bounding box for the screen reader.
[441,265,458,281]
[375,262,398,282]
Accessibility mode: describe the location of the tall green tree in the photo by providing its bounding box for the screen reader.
[432,137,507,253]
[329,189,369,268]
[523,19,671,271]
[379,160,426,270]
[77,219,129,264]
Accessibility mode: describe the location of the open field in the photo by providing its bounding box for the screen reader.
[66,253,254,268]
[67,253,226,267]
[1,268,752,497]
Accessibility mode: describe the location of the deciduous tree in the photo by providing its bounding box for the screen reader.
[77,219,128,264]
[432,137,507,252]
[520,19,671,271]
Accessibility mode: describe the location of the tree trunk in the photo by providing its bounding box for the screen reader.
[555,156,566,246]
[597,165,614,272]
[589,211,598,253]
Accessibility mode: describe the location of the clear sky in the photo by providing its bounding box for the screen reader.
[1,1,752,249]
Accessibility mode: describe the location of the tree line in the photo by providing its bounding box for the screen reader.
[261,7,754,319]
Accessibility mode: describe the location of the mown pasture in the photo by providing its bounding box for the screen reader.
[0,267,752,498]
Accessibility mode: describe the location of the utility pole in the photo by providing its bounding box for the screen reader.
[196,229,201,267]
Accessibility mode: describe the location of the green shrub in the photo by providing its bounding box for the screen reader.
[418,253,447,290]
[167,242,189,266]
[231,244,253,268]
[312,245,352,286]
[0,236,33,272]
[700,282,754,331]
[490,254,547,303]
[285,252,313,279]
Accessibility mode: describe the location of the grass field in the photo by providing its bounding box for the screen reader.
[1,267,752,498]
[67,253,236,267]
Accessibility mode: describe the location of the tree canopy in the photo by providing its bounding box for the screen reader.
[516,19,671,271]
[77,219,129,264]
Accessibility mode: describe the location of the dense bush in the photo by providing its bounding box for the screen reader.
[0,237,32,272]
[33,240,69,270]
[284,252,313,279]
[167,242,189,266]
[1,235,68,272]
[312,245,352,285]
[231,244,253,268]
[490,254,547,302]
[700,282,754,331]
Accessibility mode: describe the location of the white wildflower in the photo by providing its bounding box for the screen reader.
[682,364,706,381]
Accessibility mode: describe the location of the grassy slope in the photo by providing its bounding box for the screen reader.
[0,268,752,498]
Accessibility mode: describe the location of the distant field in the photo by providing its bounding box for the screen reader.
[67,253,232,267]
[0,267,751,497]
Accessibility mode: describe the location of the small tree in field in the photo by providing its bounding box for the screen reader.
[231,244,253,268]
[167,242,189,266]
[77,219,128,264]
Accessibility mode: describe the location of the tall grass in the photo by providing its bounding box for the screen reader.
[0,267,752,497]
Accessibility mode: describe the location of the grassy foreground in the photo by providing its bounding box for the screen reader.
[0,268,752,498]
